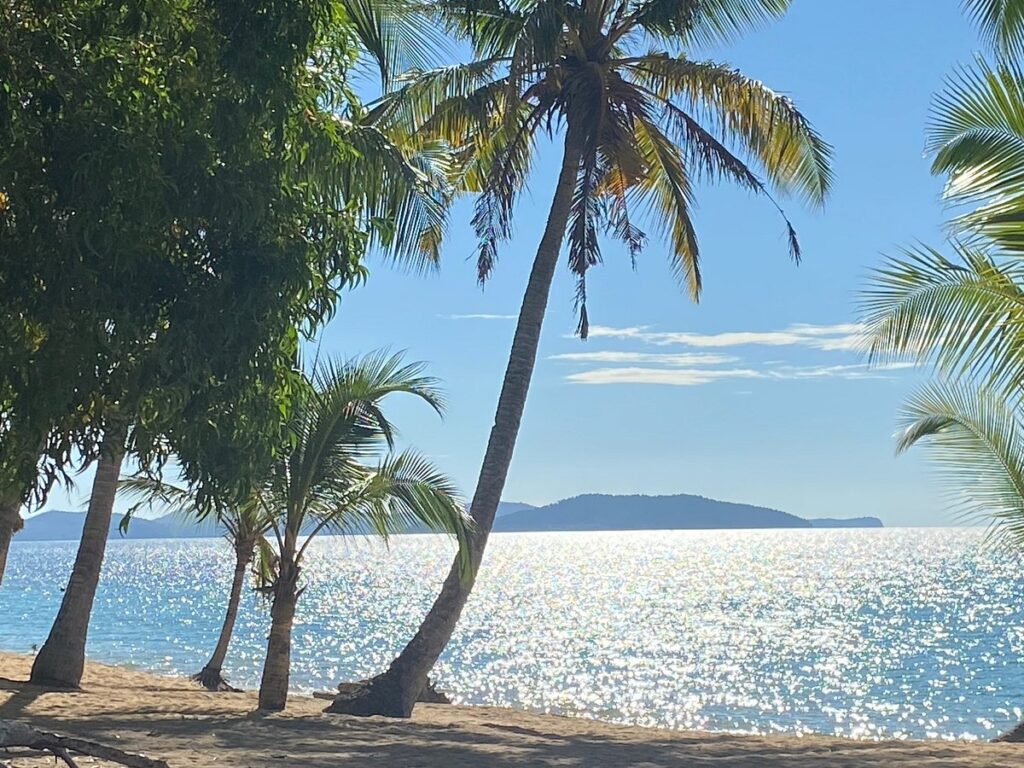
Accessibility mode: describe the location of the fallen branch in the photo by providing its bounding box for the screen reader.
[1,719,169,768]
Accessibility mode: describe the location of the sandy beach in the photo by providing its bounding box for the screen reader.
[1,653,1021,767]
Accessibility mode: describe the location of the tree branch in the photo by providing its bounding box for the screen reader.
[0,719,169,768]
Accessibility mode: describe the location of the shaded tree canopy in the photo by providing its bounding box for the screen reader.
[0,0,375,508]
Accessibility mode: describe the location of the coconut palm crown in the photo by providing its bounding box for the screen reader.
[373,0,833,335]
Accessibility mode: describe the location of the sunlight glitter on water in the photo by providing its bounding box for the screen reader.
[4,528,1024,740]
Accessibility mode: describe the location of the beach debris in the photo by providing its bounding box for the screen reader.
[0,720,168,768]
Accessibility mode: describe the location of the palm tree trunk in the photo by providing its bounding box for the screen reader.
[328,127,585,718]
[257,557,299,711]
[0,491,24,586]
[30,424,127,688]
[996,721,1024,741]
[194,541,251,691]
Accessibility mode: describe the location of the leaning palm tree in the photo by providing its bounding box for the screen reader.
[118,478,276,691]
[30,419,128,688]
[330,0,833,717]
[255,353,471,711]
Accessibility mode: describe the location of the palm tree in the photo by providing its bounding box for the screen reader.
[30,421,128,687]
[118,478,276,691]
[25,0,461,689]
[330,0,833,717]
[255,353,471,711]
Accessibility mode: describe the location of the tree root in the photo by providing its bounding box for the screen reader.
[328,675,450,717]
[0,719,169,768]
[416,678,451,704]
[191,667,242,692]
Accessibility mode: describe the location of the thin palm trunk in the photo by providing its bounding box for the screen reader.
[0,431,45,586]
[0,491,24,586]
[194,540,252,691]
[329,128,585,717]
[30,424,127,687]
[257,555,299,711]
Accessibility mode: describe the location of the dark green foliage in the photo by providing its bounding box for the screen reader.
[0,0,367,509]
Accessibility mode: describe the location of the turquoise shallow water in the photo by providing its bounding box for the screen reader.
[3,528,1024,740]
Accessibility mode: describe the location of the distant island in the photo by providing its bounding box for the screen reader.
[18,494,881,541]
[493,494,882,532]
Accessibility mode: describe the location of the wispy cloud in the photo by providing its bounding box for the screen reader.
[584,322,866,352]
[567,367,764,386]
[549,351,737,366]
[447,313,517,321]
[562,361,916,387]
[552,321,912,387]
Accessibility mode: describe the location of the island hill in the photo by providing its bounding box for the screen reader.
[19,493,881,541]
[493,494,881,531]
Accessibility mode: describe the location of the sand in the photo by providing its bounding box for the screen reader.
[1,653,1021,767]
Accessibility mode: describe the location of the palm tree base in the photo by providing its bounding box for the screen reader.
[995,721,1024,742]
[326,671,442,718]
[191,667,242,693]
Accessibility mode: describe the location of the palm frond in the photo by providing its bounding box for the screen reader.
[568,148,603,338]
[963,0,1024,57]
[300,449,472,574]
[368,59,510,138]
[929,58,1024,248]
[653,90,801,261]
[341,120,455,269]
[632,113,702,298]
[470,101,548,281]
[279,352,452,549]
[623,55,832,207]
[897,380,1024,549]
[253,533,279,591]
[860,241,1024,392]
[340,0,452,89]
[119,474,272,543]
[118,475,195,516]
[618,0,791,48]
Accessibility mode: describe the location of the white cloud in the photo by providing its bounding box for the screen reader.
[567,367,765,386]
[549,351,737,366]
[554,321,912,387]
[563,361,916,387]
[764,361,916,380]
[447,313,517,321]
[584,322,867,351]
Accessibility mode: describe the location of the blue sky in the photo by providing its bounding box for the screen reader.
[319,0,979,527]
[45,1,979,526]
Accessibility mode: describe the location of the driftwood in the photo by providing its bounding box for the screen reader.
[0,719,169,768]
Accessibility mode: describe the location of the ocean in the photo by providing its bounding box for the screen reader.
[3,528,1023,740]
